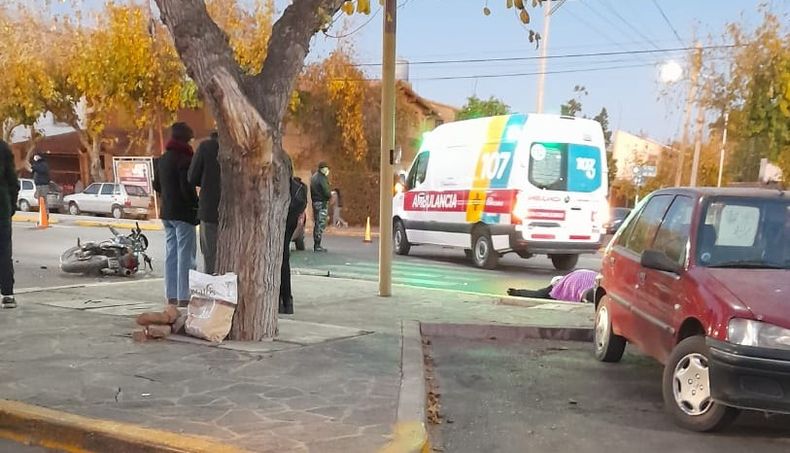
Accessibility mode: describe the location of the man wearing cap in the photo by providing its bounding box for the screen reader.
[310,162,332,252]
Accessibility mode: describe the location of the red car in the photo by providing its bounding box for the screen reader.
[593,187,790,432]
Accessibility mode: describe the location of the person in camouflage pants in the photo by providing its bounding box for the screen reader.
[310,162,332,252]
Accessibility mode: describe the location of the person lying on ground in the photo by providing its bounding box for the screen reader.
[507,269,597,303]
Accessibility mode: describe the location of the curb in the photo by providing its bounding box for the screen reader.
[11,214,60,225]
[379,321,429,453]
[0,399,250,453]
[420,322,594,342]
[74,220,163,231]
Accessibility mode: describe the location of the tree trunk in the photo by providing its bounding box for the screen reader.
[88,139,104,182]
[23,126,42,164]
[216,134,290,340]
[156,0,344,341]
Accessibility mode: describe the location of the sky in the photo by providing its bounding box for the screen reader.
[59,0,790,143]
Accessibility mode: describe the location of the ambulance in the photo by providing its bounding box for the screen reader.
[392,113,609,271]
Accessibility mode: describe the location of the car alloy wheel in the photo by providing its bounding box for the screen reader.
[672,352,712,416]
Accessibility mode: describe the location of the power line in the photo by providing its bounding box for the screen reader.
[596,0,664,51]
[352,44,738,67]
[323,7,381,39]
[334,62,657,82]
[561,4,652,63]
[651,0,685,47]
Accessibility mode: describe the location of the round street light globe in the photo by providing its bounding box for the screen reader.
[659,61,684,84]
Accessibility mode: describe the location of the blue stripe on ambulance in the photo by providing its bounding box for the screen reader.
[488,113,527,190]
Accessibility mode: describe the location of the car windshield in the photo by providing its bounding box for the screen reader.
[612,208,630,220]
[696,196,790,269]
[528,142,602,193]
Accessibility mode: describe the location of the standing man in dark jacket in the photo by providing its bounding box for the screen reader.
[30,153,50,212]
[280,175,307,315]
[153,123,198,307]
[310,162,331,252]
[0,140,19,308]
[188,132,220,274]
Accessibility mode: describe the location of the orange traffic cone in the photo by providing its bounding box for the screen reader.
[37,196,49,229]
[363,216,372,243]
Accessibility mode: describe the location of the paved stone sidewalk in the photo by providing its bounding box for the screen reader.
[0,275,593,452]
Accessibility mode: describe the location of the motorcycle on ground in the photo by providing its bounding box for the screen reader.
[60,223,153,276]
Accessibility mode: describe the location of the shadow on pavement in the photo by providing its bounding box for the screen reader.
[427,337,790,453]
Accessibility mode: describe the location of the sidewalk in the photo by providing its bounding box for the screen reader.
[0,275,592,452]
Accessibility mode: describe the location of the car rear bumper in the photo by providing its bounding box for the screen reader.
[123,207,150,216]
[509,235,602,255]
[707,338,790,414]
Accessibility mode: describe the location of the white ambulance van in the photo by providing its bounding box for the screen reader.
[392,113,609,271]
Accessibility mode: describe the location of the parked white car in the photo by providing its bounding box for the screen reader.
[64,183,151,219]
[17,178,64,212]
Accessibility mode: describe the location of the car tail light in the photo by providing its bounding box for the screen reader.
[124,200,132,207]
[531,234,556,240]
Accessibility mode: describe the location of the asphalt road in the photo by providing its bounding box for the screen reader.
[11,223,602,296]
[427,337,790,453]
[290,235,603,296]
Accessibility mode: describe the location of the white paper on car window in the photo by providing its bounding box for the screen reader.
[716,205,759,246]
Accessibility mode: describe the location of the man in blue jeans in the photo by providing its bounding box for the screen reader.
[154,123,198,307]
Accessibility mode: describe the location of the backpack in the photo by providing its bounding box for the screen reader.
[288,177,308,218]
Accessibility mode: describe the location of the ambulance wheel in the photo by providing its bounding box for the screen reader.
[472,227,498,270]
[550,254,579,271]
[394,220,411,256]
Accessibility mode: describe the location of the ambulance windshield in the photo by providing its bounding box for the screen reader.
[528,142,602,193]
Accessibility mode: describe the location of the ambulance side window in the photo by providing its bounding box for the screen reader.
[408,152,430,189]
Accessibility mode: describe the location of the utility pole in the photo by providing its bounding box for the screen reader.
[717,112,729,187]
[675,42,702,187]
[378,0,397,297]
[535,0,552,113]
[690,79,710,187]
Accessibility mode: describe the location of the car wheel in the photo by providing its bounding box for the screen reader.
[18,199,31,212]
[593,296,626,363]
[550,254,579,271]
[68,202,81,216]
[394,220,411,256]
[112,206,123,219]
[294,237,306,251]
[662,336,739,432]
[472,227,498,270]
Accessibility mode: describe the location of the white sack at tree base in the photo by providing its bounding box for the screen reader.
[185,270,238,343]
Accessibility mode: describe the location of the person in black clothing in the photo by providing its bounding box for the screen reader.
[153,123,199,307]
[0,140,19,308]
[188,131,221,275]
[280,175,308,315]
[30,153,50,214]
[310,162,331,252]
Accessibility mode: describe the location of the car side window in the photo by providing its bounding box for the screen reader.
[623,195,673,255]
[22,180,34,191]
[113,184,122,195]
[408,152,430,190]
[653,196,694,265]
[100,184,114,195]
[83,184,99,195]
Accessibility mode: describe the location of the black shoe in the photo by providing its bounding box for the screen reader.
[313,246,328,253]
[1,296,17,309]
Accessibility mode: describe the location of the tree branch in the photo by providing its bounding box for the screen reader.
[255,0,345,124]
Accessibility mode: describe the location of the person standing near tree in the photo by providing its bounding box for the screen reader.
[153,123,199,307]
[280,174,307,315]
[188,131,221,275]
[310,162,331,252]
[0,140,19,309]
[30,153,50,212]
[331,188,348,228]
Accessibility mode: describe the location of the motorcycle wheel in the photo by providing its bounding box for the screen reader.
[60,246,109,275]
